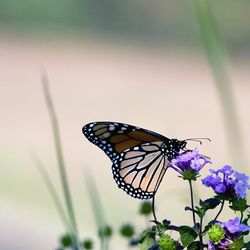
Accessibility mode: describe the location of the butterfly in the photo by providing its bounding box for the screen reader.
[82,122,187,199]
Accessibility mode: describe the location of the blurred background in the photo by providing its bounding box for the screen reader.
[0,0,249,249]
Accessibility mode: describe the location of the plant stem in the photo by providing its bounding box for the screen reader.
[192,0,247,169]
[199,216,204,250]
[213,200,225,222]
[84,171,107,250]
[240,211,243,223]
[32,153,73,232]
[104,238,109,250]
[188,180,197,226]
[42,73,79,239]
[152,195,158,222]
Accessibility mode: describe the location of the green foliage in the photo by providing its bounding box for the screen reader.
[158,235,176,250]
[194,198,221,218]
[1,1,250,53]
[230,198,248,212]
[243,240,250,249]
[139,201,152,216]
[208,224,225,244]
[229,238,244,250]
[187,241,201,250]
[182,169,198,181]
[98,225,112,238]
[139,232,155,250]
[60,233,72,247]
[43,77,78,237]
[82,239,93,250]
[120,224,135,238]
[201,198,221,211]
[179,226,198,247]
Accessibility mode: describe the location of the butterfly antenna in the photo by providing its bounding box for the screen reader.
[184,137,211,145]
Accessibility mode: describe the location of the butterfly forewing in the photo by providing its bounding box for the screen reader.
[82,122,167,161]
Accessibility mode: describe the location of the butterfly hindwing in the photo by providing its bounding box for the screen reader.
[112,142,169,199]
[82,122,168,161]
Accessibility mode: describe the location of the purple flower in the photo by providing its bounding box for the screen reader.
[202,166,250,200]
[202,175,221,187]
[214,183,226,194]
[221,217,250,235]
[221,165,234,175]
[169,150,210,180]
[208,217,249,249]
[208,238,232,250]
[234,172,250,198]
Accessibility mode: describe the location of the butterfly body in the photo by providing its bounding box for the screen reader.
[82,122,186,199]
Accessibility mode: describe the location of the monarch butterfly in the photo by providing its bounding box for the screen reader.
[82,122,187,199]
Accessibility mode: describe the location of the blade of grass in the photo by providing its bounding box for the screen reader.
[84,169,108,250]
[31,153,73,232]
[192,0,247,170]
[42,72,79,236]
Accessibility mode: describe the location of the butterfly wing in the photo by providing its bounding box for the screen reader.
[112,142,169,199]
[82,122,168,161]
[82,121,182,199]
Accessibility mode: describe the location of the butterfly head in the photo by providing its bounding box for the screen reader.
[171,139,187,151]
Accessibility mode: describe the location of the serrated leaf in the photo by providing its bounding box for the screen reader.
[179,226,198,247]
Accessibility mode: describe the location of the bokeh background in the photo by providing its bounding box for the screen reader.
[1,1,249,249]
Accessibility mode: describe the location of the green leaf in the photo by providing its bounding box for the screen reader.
[185,206,201,216]
[185,206,194,212]
[140,234,155,250]
[201,198,221,210]
[179,226,198,247]
[42,76,78,234]
[229,238,244,250]
[244,240,250,248]
[230,198,247,212]
[187,241,201,250]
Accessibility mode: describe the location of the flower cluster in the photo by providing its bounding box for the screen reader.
[169,149,210,180]
[202,165,250,200]
[208,217,250,249]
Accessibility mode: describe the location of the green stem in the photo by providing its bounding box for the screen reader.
[240,211,243,223]
[192,0,247,169]
[199,216,204,250]
[32,153,73,232]
[84,171,107,250]
[42,73,78,239]
[104,238,109,250]
[213,200,225,222]
[188,180,197,226]
[152,195,158,222]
